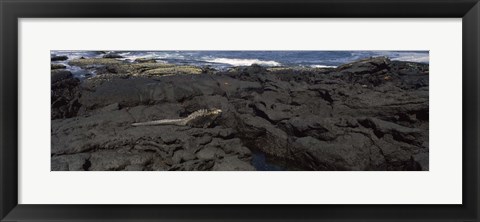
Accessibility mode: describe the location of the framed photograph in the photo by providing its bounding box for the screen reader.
[1,0,479,221]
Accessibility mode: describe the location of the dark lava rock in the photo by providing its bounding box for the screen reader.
[51,55,68,61]
[51,70,81,119]
[335,56,395,86]
[51,63,66,70]
[135,57,157,63]
[51,57,429,171]
[290,134,375,170]
[337,56,390,75]
[103,53,124,59]
[51,70,73,83]
[212,156,256,171]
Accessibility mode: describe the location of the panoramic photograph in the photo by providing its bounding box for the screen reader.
[51,50,429,171]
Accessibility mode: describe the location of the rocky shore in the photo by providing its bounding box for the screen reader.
[51,56,429,171]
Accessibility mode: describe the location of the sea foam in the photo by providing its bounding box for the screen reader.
[204,58,281,67]
[391,55,429,63]
[310,64,337,68]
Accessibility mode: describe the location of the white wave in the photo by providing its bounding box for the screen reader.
[118,55,153,61]
[391,55,429,63]
[310,64,337,68]
[52,51,99,60]
[204,58,281,67]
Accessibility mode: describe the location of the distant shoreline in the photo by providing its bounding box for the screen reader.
[51,50,430,76]
[51,51,429,80]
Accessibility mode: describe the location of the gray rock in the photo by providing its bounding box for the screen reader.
[212,156,255,171]
[413,152,429,171]
[172,150,196,164]
[103,53,124,58]
[51,70,73,83]
[196,146,226,160]
[197,135,213,145]
[124,165,145,171]
[89,151,154,171]
[237,114,289,158]
[51,153,91,171]
[291,133,374,170]
[51,63,66,70]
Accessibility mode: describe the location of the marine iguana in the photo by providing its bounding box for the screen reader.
[131,108,222,128]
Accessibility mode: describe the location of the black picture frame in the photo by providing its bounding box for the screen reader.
[1,0,479,221]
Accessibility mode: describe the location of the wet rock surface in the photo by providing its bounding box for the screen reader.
[51,63,66,70]
[51,55,68,61]
[51,57,429,171]
[51,70,81,119]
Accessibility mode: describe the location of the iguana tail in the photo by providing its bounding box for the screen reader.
[131,118,186,126]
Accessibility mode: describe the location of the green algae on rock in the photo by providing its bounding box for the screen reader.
[141,65,203,76]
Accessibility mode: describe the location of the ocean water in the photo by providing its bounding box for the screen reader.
[51,50,429,72]
[251,151,285,171]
